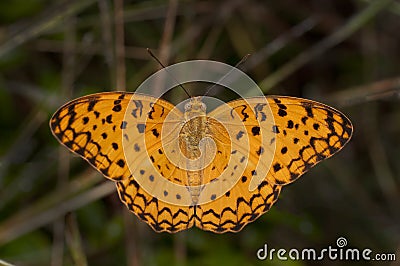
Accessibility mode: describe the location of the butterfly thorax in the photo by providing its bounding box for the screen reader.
[179,97,208,204]
[180,97,207,159]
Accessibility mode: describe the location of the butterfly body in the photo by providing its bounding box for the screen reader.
[50,92,352,233]
[180,97,208,204]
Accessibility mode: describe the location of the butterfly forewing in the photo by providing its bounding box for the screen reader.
[50,92,134,180]
[262,96,352,185]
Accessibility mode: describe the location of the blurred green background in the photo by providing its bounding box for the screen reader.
[0,0,399,265]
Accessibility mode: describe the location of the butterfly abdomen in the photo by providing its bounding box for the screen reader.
[179,97,209,204]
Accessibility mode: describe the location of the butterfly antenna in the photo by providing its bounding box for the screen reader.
[147,48,191,98]
[203,54,251,97]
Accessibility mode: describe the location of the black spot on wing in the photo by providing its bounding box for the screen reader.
[273,163,282,172]
[236,131,244,140]
[113,100,122,112]
[131,100,143,118]
[254,103,267,121]
[272,125,279,134]
[231,105,249,122]
[87,97,99,112]
[251,126,260,136]
[134,143,140,152]
[120,121,127,129]
[112,143,118,150]
[105,114,112,124]
[302,102,314,118]
[151,128,160,138]
[117,159,125,168]
[287,120,294,129]
[273,98,281,104]
[137,123,145,133]
[278,109,287,117]
[256,146,264,156]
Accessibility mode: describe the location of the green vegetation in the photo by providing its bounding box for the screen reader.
[0,0,399,265]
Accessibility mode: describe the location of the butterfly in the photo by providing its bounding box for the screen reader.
[50,91,352,233]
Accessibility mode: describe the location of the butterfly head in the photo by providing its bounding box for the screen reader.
[184,97,207,113]
[183,97,207,121]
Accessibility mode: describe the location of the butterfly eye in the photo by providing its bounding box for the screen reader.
[184,103,192,111]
